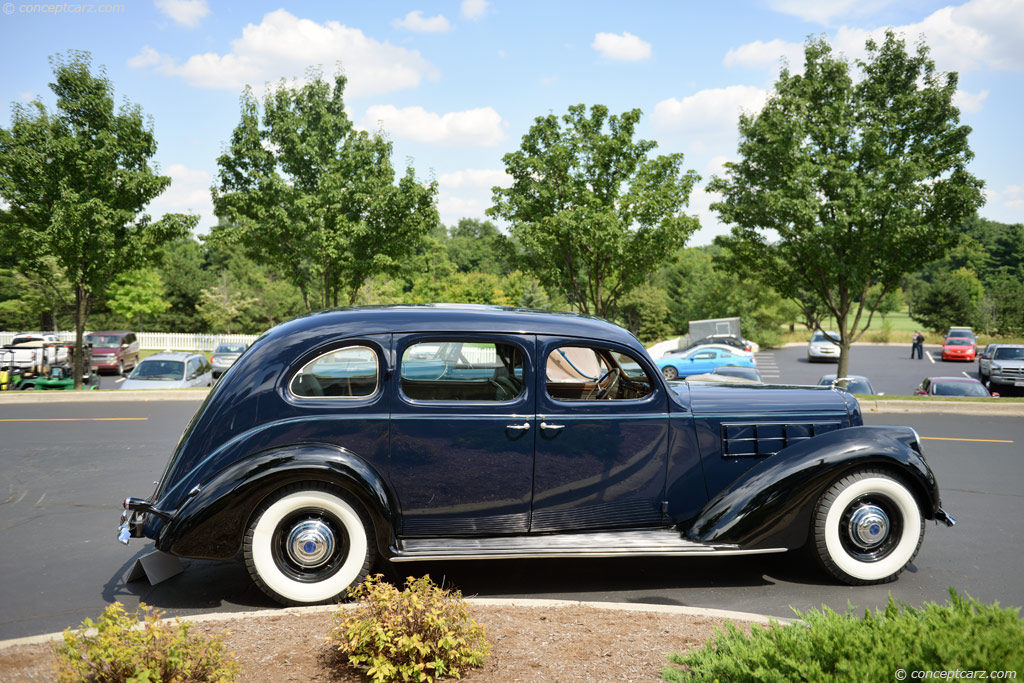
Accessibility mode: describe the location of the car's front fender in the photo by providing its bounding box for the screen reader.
[152,444,396,560]
[685,425,940,550]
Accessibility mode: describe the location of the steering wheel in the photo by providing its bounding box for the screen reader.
[596,368,621,400]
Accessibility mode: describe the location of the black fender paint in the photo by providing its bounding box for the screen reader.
[154,444,396,561]
[685,425,940,550]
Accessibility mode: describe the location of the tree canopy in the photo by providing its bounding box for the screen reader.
[488,104,700,320]
[710,32,985,379]
[0,51,195,385]
[212,69,438,310]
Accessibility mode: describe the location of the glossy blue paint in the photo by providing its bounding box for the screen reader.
[657,347,756,378]
[120,305,945,583]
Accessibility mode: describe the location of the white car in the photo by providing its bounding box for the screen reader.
[120,352,212,390]
[807,330,840,363]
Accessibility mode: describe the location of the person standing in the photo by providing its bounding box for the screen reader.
[911,331,924,359]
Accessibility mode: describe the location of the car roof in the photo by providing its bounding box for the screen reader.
[993,344,1024,349]
[927,376,982,383]
[87,330,134,335]
[141,352,203,361]
[257,304,642,349]
[818,374,868,381]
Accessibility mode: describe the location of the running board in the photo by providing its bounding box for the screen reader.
[391,528,785,562]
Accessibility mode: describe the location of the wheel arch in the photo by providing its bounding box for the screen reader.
[683,425,940,550]
[155,443,396,561]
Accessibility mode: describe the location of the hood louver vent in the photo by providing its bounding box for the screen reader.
[722,421,841,457]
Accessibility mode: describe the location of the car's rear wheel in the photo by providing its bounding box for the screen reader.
[810,469,923,585]
[661,366,678,380]
[244,484,375,606]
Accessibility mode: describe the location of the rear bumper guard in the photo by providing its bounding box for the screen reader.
[117,496,169,545]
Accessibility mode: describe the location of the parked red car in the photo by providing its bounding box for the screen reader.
[941,337,976,362]
[85,331,140,375]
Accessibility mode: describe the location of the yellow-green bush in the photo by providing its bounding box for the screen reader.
[53,602,239,683]
[329,574,491,682]
[664,589,1024,682]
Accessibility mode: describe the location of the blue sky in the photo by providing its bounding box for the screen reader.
[1,0,1021,244]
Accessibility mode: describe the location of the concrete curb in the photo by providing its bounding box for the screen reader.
[0,389,209,403]
[2,388,1022,414]
[0,598,794,650]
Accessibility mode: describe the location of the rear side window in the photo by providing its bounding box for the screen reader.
[291,346,379,399]
[400,341,524,402]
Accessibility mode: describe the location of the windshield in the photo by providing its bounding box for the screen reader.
[811,331,838,342]
[129,360,184,381]
[933,381,988,397]
[714,366,760,380]
[214,343,246,354]
[945,339,971,346]
[85,335,124,346]
[993,348,1024,360]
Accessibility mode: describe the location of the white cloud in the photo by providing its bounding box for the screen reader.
[128,10,438,97]
[393,11,452,33]
[461,0,488,20]
[765,0,886,25]
[438,195,488,225]
[733,0,1024,74]
[591,32,652,61]
[651,85,769,153]
[686,185,729,246]
[147,163,212,231]
[17,91,34,102]
[438,168,512,190]
[362,105,505,147]
[154,0,209,28]
[953,88,990,113]
[724,38,805,70]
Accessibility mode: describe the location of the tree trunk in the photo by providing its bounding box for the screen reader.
[73,285,89,390]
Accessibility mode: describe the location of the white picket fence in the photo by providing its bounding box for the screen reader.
[0,331,259,351]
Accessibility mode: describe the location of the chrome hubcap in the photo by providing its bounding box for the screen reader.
[848,504,889,549]
[286,520,335,568]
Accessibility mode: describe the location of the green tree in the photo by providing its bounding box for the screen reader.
[106,269,170,331]
[618,283,672,344]
[213,69,438,310]
[0,52,195,386]
[709,32,985,380]
[911,267,984,332]
[153,236,215,332]
[446,218,508,275]
[488,104,700,320]
[197,273,258,334]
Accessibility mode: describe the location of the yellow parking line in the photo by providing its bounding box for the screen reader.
[921,436,1013,444]
[0,417,149,422]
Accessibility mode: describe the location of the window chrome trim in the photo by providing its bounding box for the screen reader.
[288,344,380,401]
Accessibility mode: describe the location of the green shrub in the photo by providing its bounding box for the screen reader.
[329,574,491,683]
[53,602,239,682]
[664,589,1024,682]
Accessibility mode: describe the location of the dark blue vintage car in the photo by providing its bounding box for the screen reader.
[118,305,955,605]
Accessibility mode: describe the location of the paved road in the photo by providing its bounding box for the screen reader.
[0,399,1020,639]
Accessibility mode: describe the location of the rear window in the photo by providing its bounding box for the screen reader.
[291,346,379,399]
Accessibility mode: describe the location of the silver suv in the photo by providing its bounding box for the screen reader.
[986,344,1024,390]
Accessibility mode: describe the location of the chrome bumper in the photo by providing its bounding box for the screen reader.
[116,496,169,545]
[935,508,957,527]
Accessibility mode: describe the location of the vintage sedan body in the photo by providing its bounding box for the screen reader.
[118,306,954,606]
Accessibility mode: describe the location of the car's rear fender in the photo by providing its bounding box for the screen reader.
[684,425,940,550]
[151,444,396,561]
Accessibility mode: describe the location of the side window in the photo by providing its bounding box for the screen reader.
[187,357,201,379]
[692,351,715,360]
[291,345,379,399]
[400,341,524,402]
[546,346,653,402]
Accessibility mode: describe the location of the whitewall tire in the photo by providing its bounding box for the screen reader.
[811,469,924,585]
[244,484,374,606]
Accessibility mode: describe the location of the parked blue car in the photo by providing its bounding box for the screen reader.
[118,305,954,606]
[657,345,756,380]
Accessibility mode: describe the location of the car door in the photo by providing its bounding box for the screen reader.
[685,350,718,375]
[389,333,536,536]
[531,336,670,532]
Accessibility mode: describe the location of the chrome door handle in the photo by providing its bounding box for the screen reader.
[540,421,565,431]
[506,422,530,431]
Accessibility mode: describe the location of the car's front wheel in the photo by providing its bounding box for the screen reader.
[810,469,923,585]
[244,484,375,606]
[661,366,678,380]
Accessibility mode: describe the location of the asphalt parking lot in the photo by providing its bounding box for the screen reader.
[753,343,1022,397]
